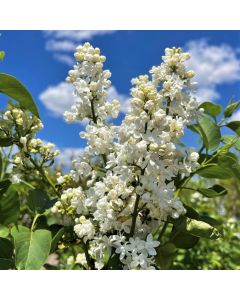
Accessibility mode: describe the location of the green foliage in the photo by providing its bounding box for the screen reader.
[0,137,13,147]
[155,243,176,270]
[50,226,65,254]
[223,97,240,118]
[222,135,240,151]
[0,73,40,119]
[196,115,221,151]
[225,121,240,136]
[197,165,232,179]
[27,188,58,215]
[107,253,124,270]
[11,225,51,270]
[0,225,9,238]
[197,185,228,198]
[169,230,199,249]
[198,102,222,119]
[0,51,5,61]
[0,182,20,225]
[0,237,14,270]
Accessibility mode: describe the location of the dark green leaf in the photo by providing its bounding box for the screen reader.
[27,188,58,215]
[155,243,176,270]
[200,215,223,226]
[0,137,13,147]
[197,165,232,180]
[169,230,199,249]
[224,98,240,118]
[197,115,221,151]
[50,227,65,254]
[198,102,222,118]
[221,135,240,151]
[43,263,59,270]
[11,225,51,270]
[0,237,14,270]
[183,204,200,220]
[108,254,124,270]
[0,73,40,119]
[225,121,240,136]
[0,224,9,237]
[171,215,221,239]
[0,179,11,196]
[0,183,20,225]
[197,184,228,198]
[218,155,240,184]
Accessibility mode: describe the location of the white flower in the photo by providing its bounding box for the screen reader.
[130,254,147,269]
[10,173,21,184]
[144,234,160,256]
[125,237,145,255]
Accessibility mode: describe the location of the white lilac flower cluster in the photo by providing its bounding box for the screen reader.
[0,100,60,183]
[57,43,203,270]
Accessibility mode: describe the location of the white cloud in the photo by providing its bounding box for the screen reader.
[44,30,116,42]
[39,82,76,117]
[184,39,240,103]
[39,82,129,118]
[43,30,117,65]
[53,54,75,66]
[56,147,85,168]
[46,39,77,52]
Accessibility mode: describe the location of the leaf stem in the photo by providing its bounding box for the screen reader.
[81,241,92,270]
[158,221,169,242]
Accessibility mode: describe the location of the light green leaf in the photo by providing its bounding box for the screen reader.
[221,135,240,151]
[197,184,228,198]
[197,165,232,180]
[171,215,221,239]
[0,237,14,270]
[0,73,40,119]
[169,230,199,249]
[196,115,221,151]
[0,51,5,61]
[218,154,240,184]
[27,188,58,215]
[0,137,14,147]
[50,226,65,254]
[11,225,51,270]
[0,225,9,238]
[155,243,176,270]
[0,183,20,225]
[198,102,222,118]
[224,98,240,118]
[172,137,186,148]
[225,121,240,136]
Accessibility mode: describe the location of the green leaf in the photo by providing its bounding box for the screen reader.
[0,51,5,61]
[0,179,11,196]
[17,180,35,191]
[221,135,240,151]
[0,73,40,119]
[11,225,51,270]
[199,215,223,226]
[196,115,221,151]
[0,152,3,180]
[197,165,232,180]
[197,184,228,198]
[27,188,58,215]
[0,225,9,237]
[169,230,199,249]
[218,154,240,184]
[225,121,240,136]
[224,98,240,118]
[43,263,59,270]
[171,215,221,240]
[187,123,199,134]
[50,227,65,254]
[0,237,14,270]
[198,102,222,118]
[183,204,200,220]
[108,254,124,270]
[172,137,186,148]
[0,137,13,147]
[0,183,20,225]
[155,243,176,270]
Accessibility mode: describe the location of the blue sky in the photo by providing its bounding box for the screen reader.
[1,30,240,166]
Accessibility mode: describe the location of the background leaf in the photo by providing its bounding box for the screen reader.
[27,188,58,215]
[11,225,51,270]
[0,183,20,225]
[225,121,240,136]
[155,243,176,270]
[0,237,14,270]
[198,184,228,198]
[0,73,40,119]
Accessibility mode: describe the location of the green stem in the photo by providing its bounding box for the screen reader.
[129,194,141,238]
[158,221,169,242]
[198,144,205,154]
[31,214,39,231]
[81,241,92,269]
[30,157,60,197]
